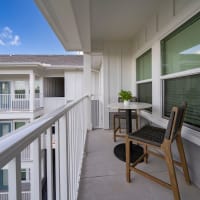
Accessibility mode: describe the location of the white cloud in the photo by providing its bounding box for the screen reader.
[10,35,21,46]
[0,39,5,46]
[0,26,21,46]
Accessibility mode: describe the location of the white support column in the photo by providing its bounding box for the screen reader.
[55,121,60,200]
[83,53,92,130]
[59,114,69,200]
[39,76,44,107]
[8,154,21,200]
[29,71,35,111]
[152,41,162,118]
[31,137,42,200]
[46,128,53,200]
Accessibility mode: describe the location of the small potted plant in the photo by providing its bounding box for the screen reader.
[118,90,132,106]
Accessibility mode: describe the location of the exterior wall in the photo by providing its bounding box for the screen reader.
[99,41,134,128]
[43,97,65,113]
[131,0,200,187]
[64,71,83,101]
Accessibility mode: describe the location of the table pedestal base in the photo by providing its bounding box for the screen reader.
[114,143,144,163]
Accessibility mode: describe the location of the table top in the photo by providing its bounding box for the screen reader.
[108,102,152,110]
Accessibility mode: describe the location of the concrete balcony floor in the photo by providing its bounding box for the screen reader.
[78,129,200,200]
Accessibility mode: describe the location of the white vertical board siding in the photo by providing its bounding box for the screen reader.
[108,47,121,103]
[102,42,133,128]
[157,0,174,31]
[91,71,100,100]
[65,71,83,101]
[174,0,199,16]
[122,46,133,93]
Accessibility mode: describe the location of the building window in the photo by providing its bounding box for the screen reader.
[136,49,152,112]
[14,81,26,98]
[0,122,11,137]
[138,82,152,112]
[35,80,40,98]
[14,121,26,130]
[161,12,200,130]
[136,49,152,81]
[161,12,200,75]
[164,74,200,129]
[21,168,30,182]
[138,82,152,104]
[44,77,64,97]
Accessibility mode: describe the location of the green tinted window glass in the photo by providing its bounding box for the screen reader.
[138,82,152,104]
[15,121,26,130]
[136,50,152,81]
[161,13,200,75]
[164,74,200,128]
[138,82,152,112]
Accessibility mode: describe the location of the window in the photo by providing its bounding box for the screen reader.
[138,82,152,104]
[0,122,11,137]
[136,49,152,111]
[164,75,200,129]
[138,82,152,112]
[0,169,8,190]
[35,80,40,98]
[21,168,30,182]
[136,49,152,81]
[14,121,26,130]
[161,12,200,75]
[161,12,200,130]
[44,77,64,97]
[14,81,26,98]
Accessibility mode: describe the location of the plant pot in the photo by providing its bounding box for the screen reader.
[124,100,130,106]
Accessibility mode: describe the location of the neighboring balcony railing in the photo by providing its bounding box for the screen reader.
[0,94,43,111]
[0,95,90,200]
[0,191,30,200]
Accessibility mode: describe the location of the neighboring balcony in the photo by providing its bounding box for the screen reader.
[0,93,43,112]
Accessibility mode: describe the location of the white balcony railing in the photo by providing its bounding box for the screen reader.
[0,94,42,111]
[0,95,90,200]
[0,191,30,200]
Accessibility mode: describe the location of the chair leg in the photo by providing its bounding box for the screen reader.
[113,116,116,142]
[144,144,148,164]
[176,135,191,184]
[126,137,131,182]
[163,142,181,200]
[118,118,121,133]
[136,116,138,130]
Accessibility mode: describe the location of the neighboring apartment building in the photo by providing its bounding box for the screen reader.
[0,54,101,198]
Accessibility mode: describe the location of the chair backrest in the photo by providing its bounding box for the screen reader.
[165,102,187,141]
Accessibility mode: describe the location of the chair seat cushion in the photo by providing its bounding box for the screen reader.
[128,125,166,146]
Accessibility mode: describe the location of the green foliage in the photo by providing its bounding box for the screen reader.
[118,90,132,101]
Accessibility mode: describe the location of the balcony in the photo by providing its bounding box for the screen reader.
[0,94,43,112]
[78,129,200,200]
[0,92,199,200]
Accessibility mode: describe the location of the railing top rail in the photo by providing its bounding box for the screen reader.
[0,94,89,168]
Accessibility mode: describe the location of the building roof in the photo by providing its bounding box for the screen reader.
[0,55,83,66]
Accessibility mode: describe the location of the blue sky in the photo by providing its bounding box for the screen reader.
[0,0,67,55]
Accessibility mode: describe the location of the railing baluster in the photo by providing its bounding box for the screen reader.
[31,137,42,200]
[59,114,69,200]
[55,121,60,200]
[46,128,53,200]
[68,110,72,200]
[8,154,21,200]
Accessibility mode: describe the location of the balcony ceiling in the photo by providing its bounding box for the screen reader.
[35,0,161,52]
[91,0,160,41]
